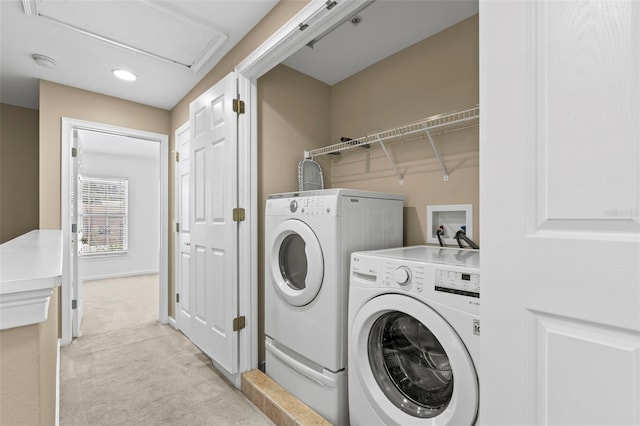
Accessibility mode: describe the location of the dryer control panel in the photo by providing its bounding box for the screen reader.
[266,195,338,217]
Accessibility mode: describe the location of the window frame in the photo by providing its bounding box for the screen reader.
[81,176,129,256]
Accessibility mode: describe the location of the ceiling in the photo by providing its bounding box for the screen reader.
[0,0,279,110]
[284,0,478,85]
[0,0,478,112]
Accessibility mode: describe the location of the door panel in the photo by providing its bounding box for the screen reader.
[480,1,640,424]
[194,148,206,222]
[195,246,206,321]
[189,72,238,375]
[71,129,84,337]
[533,312,639,425]
[211,249,225,333]
[176,123,192,334]
[532,1,639,235]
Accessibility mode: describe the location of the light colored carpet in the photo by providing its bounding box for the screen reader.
[60,275,273,425]
[79,274,159,336]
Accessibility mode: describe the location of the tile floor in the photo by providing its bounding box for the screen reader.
[241,369,331,426]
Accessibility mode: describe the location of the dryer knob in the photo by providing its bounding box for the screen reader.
[394,267,411,285]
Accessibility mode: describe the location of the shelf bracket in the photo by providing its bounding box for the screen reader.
[424,128,449,181]
[376,136,403,185]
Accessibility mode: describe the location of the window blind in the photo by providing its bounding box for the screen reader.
[81,177,128,255]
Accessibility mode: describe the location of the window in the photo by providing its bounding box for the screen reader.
[81,177,128,255]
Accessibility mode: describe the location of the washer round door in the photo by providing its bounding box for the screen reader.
[269,219,324,307]
[350,294,478,425]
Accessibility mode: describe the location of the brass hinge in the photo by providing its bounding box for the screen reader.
[233,316,246,332]
[72,300,77,310]
[175,151,179,162]
[232,208,245,222]
[176,293,180,303]
[232,98,245,115]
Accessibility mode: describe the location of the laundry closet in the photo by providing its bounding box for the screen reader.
[256,8,479,361]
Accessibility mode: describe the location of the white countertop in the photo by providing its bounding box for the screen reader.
[0,230,63,329]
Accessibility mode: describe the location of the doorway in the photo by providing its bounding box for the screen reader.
[61,118,169,345]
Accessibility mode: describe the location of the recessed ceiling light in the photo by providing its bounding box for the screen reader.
[32,54,56,68]
[112,69,137,81]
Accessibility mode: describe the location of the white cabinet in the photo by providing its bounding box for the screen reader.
[0,230,62,329]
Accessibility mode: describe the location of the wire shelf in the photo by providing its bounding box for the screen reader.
[304,106,479,159]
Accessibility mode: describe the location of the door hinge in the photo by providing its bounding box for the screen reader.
[176,222,180,232]
[176,293,180,303]
[71,223,77,233]
[233,208,245,222]
[71,147,77,157]
[233,98,245,115]
[175,151,179,162]
[233,316,246,332]
[72,300,77,310]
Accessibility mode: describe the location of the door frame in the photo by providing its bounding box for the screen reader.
[171,121,189,331]
[233,0,375,377]
[61,117,169,345]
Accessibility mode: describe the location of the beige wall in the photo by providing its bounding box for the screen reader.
[39,290,59,425]
[0,103,39,243]
[39,80,170,230]
[0,325,39,425]
[253,16,478,362]
[329,15,480,246]
[0,290,58,425]
[34,81,169,423]
[256,64,331,360]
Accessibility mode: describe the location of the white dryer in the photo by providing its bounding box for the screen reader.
[348,246,480,425]
[265,189,404,425]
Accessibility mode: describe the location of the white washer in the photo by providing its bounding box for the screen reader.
[349,246,480,425]
[265,189,404,425]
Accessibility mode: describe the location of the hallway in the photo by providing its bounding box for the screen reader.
[59,275,272,425]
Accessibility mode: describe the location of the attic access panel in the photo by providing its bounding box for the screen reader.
[31,0,228,72]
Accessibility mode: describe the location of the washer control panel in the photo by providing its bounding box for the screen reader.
[350,249,480,314]
[376,261,479,298]
[393,266,412,285]
[381,262,426,293]
[435,269,480,298]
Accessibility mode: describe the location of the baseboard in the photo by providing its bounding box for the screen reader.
[168,316,177,330]
[83,270,159,281]
[55,338,61,426]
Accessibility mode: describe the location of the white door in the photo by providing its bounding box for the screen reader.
[189,72,239,376]
[480,1,640,425]
[175,123,192,335]
[71,129,84,337]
